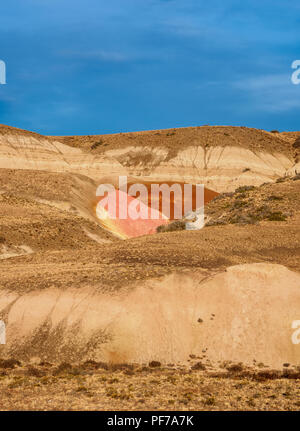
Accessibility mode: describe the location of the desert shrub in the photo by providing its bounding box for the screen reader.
[205,219,227,227]
[281,369,300,379]
[229,214,257,225]
[270,130,279,133]
[52,362,72,375]
[0,358,21,369]
[110,363,135,372]
[91,139,104,150]
[191,362,206,371]
[233,200,248,209]
[39,361,52,367]
[267,195,283,201]
[27,366,46,377]
[211,192,234,202]
[156,220,186,233]
[252,209,280,221]
[204,397,215,406]
[254,370,281,381]
[266,211,287,221]
[149,361,161,368]
[292,137,300,149]
[82,360,100,370]
[226,363,244,373]
[235,185,255,193]
[235,192,247,199]
[0,236,5,244]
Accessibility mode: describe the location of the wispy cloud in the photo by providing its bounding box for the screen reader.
[59,50,129,63]
[233,73,300,112]
[1,0,300,133]
[234,74,291,90]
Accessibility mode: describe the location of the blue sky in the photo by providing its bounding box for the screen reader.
[0,0,299,135]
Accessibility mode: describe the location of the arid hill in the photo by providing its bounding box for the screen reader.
[0,124,299,383]
[1,124,299,193]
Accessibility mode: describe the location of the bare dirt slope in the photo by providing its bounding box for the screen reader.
[53,126,293,155]
[52,126,299,191]
[0,124,300,410]
[0,172,299,368]
[1,263,300,369]
[1,124,299,192]
[0,169,116,255]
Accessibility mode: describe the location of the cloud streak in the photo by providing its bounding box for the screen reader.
[0,0,299,134]
[59,50,130,63]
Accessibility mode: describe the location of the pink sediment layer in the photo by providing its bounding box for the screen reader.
[96,190,169,239]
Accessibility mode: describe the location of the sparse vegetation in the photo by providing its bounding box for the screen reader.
[204,397,216,406]
[1,124,300,411]
[205,178,298,227]
[191,362,206,371]
[0,358,299,410]
[235,185,255,193]
[266,211,287,221]
[91,139,104,150]
[276,177,286,183]
[0,358,21,369]
[149,361,161,368]
[166,130,176,136]
[156,220,186,233]
[267,195,283,201]
[293,137,300,149]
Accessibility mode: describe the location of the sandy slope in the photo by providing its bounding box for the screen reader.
[0,124,299,375]
[1,124,298,192]
[1,263,300,368]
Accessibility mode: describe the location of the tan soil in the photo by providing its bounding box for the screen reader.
[0,124,300,410]
[0,361,299,411]
[52,126,293,156]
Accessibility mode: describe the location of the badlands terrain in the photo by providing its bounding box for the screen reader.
[0,124,300,410]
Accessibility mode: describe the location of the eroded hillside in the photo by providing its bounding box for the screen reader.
[0,124,299,376]
[1,124,299,193]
